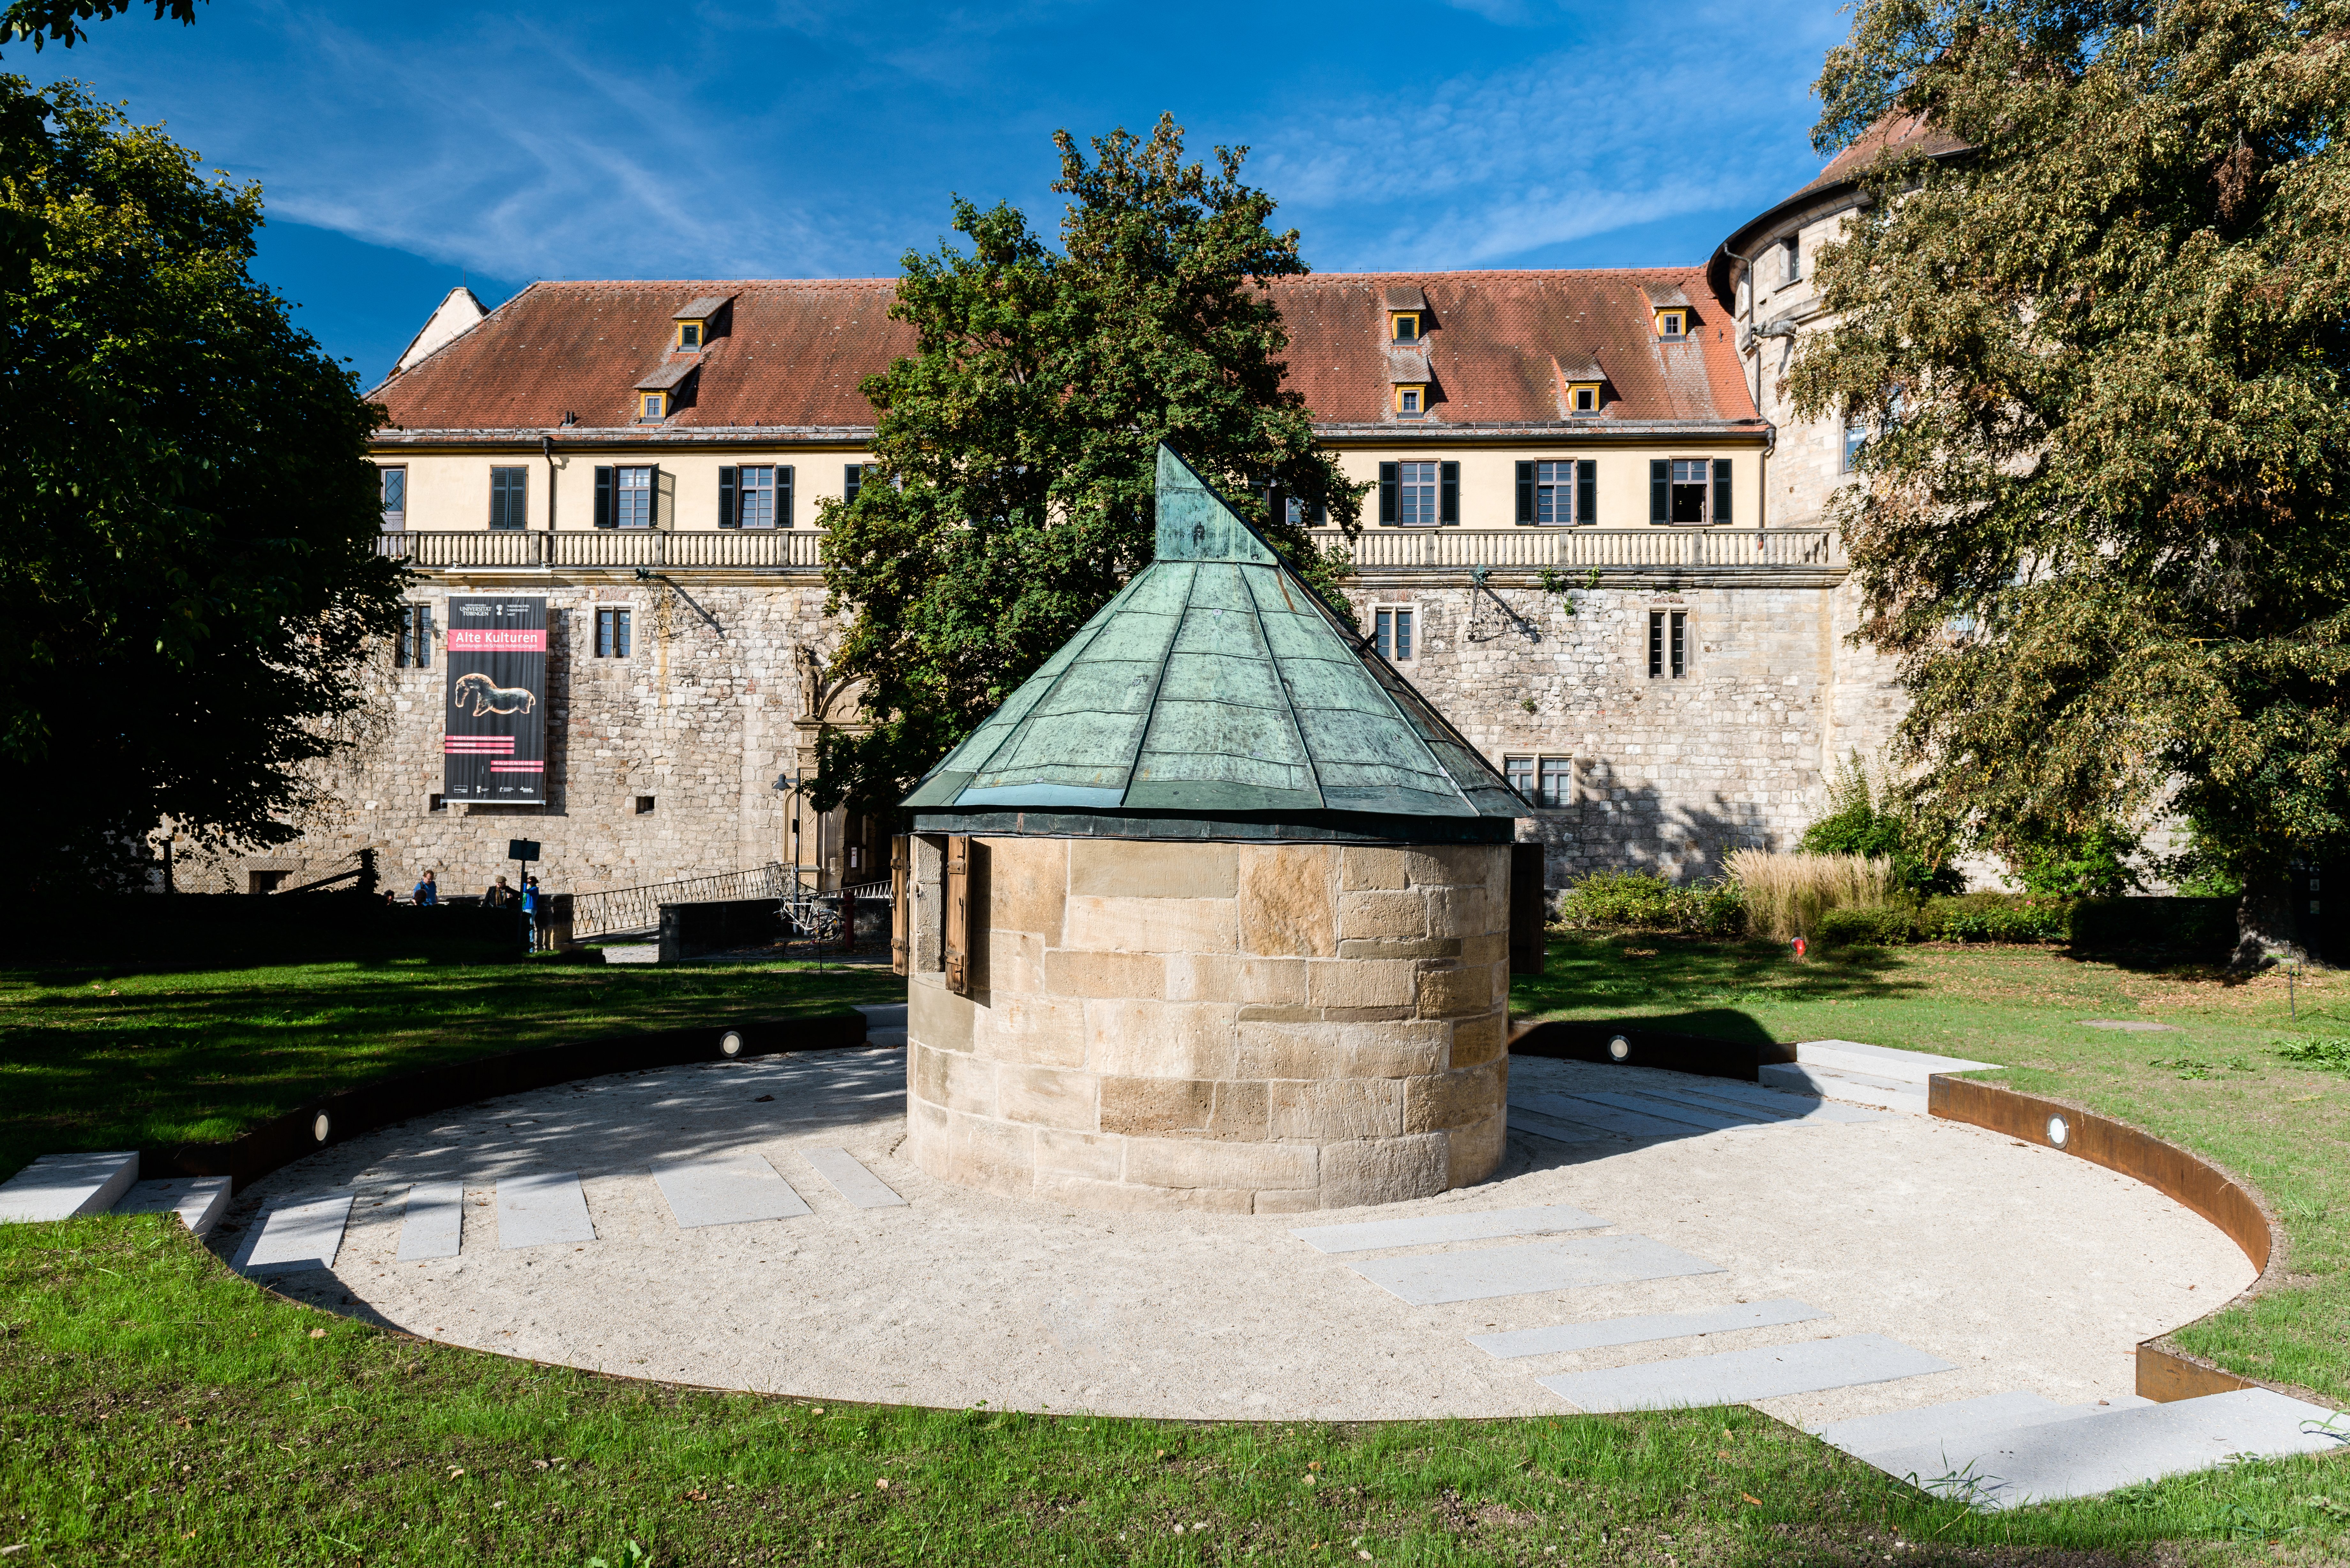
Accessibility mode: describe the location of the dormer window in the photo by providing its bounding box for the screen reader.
[1395,385,1426,417]
[668,294,732,354]
[677,321,703,351]
[1570,382,1601,413]
[1391,312,1421,343]
[1656,310,1686,340]
[639,391,667,422]
[1642,284,1693,342]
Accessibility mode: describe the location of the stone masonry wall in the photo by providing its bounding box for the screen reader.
[1342,577,1836,886]
[183,574,845,900]
[905,836,1511,1214]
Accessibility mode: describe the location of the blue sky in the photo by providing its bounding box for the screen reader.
[18,0,1849,386]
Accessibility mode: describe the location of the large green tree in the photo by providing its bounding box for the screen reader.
[815,115,1361,814]
[1792,0,2350,947]
[0,77,404,889]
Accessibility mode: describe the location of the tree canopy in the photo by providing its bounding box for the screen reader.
[815,115,1360,814]
[0,77,404,888]
[0,0,199,55]
[1791,0,2350,904]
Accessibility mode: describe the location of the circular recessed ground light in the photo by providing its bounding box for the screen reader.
[2046,1114,2070,1149]
[1608,1035,1631,1062]
[311,1112,331,1144]
[719,1030,745,1058]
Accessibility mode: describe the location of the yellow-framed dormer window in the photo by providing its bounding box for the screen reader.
[639,391,667,422]
[1391,311,1421,344]
[676,320,703,351]
[1395,385,1426,417]
[1568,381,1601,414]
[1655,309,1686,340]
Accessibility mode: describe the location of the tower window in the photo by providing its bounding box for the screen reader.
[1648,610,1688,679]
[595,607,632,658]
[1505,755,1574,808]
[1374,605,1415,661]
[396,603,432,668]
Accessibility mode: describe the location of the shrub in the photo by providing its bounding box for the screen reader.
[1552,871,1746,938]
[1725,849,1893,939]
[1798,754,1964,896]
[1816,904,1918,948]
[1916,892,2075,944]
[2001,820,2143,899]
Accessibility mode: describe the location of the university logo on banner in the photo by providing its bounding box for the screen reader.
[443,596,548,803]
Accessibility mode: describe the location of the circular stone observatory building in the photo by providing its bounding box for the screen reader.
[892,446,1544,1215]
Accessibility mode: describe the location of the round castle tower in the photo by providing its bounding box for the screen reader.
[896,446,1536,1214]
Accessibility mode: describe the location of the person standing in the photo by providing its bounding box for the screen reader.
[412,869,438,906]
[483,875,514,909]
[520,875,540,950]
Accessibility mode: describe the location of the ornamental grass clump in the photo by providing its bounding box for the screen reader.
[1725,850,1894,940]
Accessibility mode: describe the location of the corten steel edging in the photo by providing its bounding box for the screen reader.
[138,1012,869,1194]
[1925,1074,2284,1404]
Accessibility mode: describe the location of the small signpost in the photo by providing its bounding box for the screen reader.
[509,840,541,951]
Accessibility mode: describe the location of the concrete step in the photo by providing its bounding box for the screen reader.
[1816,1390,2151,1457]
[0,1151,140,1224]
[1793,1039,2000,1085]
[1760,1062,1929,1115]
[855,1002,908,1048]
[113,1177,232,1238]
[1858,1387,2350,1509]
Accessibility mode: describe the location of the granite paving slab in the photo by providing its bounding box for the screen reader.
[0,1150,139,1224]
[1469,1298,1827,1359]
[496,1172,595,1248]
[114,1176,231,1238]
[652,1157,812,1229]
[396,1180,466,1261]
[800,1147,906,1209]
[1539,1333,1955,1413]
[233,1194,353,1274]
[1347,1235,1724,1305]
[1291,1203,1610,1255]
[1511,1092,1697,1140]
[1861,1387,2349,1508]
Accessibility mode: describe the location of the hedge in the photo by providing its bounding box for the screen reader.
[3,892,523,969]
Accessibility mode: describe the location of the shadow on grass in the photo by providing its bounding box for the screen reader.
[1512,933,1929,1023]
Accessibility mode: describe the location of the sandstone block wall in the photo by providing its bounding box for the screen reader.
[905,836,1511,1214]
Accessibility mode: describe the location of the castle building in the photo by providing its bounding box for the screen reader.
[216,131,1939,905]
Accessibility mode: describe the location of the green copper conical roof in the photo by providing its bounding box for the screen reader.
[901,446,1522,832]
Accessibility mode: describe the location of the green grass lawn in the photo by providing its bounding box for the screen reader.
[8,1215,2348,1566]
[0,957,904,1183]
[1516,936,2350,1405]
[3,943,2348,1563]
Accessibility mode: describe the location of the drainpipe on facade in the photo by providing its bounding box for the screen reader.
[542,435,558,531]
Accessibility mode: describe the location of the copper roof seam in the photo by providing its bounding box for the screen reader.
[1112,561,1204,803]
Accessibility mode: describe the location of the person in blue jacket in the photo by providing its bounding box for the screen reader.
[412,870,438,906]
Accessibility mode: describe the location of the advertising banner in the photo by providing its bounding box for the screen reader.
[443,595,547,804]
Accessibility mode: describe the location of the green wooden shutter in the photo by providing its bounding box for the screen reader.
[1577,459,1597,525]
[594,466,614,529]
[1515,462,1535,524]
[845,464,862,506]
[1712,458,1733,524]
[1650,459,1668,523]
[648,464,661,529]
[780,465,795,528]
[1378,462,1398,524]
[718,466,737,528]
[1439,461,1459,524]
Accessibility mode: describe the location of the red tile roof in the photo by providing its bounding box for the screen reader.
[1789,111,1968,204]
[373,267,1758,437]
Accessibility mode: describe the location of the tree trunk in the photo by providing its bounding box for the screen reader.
[2231,879,2310,971]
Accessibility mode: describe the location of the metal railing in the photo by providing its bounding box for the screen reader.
[1313,527,1841,571]
[569,862,793,939]
[377,530,825,570]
